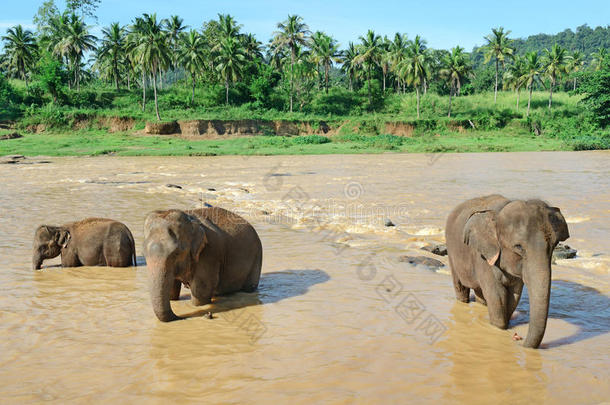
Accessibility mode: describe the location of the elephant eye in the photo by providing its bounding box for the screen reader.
[513,244,525,256]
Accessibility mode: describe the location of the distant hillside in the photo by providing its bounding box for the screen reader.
[471,24,610,68]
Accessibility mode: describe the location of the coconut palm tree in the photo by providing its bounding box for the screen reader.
[272,15,310,112]
[54,15,97,91]
[543,44,568,109]
[590,47,607,71]
[97,22,125,90]
[242,33,263,61]
[389,33,408,93]
[310,31,341,93]
[566,50,585,91]
[483,27,514,103]
[341,42,359,91]
[379,36,392,93]
[523,51,543,117]
[178,30,207,104]
[504,55,527,111]
[163,15,187,85]
[440,46,472,117]
[399,35,429,118]
[215,36,247,105]
[131,13,171,120]
[1,25,37,89]
[355,29,382,105]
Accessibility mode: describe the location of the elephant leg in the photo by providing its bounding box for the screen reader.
[474,288,487,306]
[241,253,262,293]
[478,264,510,329]
[190,277,212,306]
[169,279,182,301]
[506,282,524,321]
[451,270,470,303]
[61,249,82,268]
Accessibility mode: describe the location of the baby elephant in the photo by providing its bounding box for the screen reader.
[446,195,569,348]
[143,207,262,322]
[33,218,136,270]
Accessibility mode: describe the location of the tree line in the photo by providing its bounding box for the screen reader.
[1,3,609,120]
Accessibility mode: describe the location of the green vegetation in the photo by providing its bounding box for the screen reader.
[0,1,609,156]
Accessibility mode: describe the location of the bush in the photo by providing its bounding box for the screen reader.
[308,87,362,115]
[576,64,610,127]
[291,135,330,144]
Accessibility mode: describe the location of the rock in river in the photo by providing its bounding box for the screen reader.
[421,243,447,256]
[399,255,445,270]
[553,243,577,260]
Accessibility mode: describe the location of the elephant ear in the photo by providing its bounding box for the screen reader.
[547,207,569,243]
[56,229,71,249]
[188,217,208,262]
[463,211,500,266]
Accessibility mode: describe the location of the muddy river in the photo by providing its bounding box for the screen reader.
[0,152,608,403]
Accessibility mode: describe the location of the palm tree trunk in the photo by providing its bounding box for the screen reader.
[225,79,229,105]
[416,86,421,119]
[367,65,372,105]
[448,85,453,117]
[382,71,386,93]
[325,63,329,94]
[548,77,554,109]
[290,50,294,113]
[527,86,533,117]
[142,71,147,112]
[192,75,196,105]
[127,71,131,91]
[153,69,160,121]
[349,74,353,92]
[573,77,577,91]
[516,88,520,111]
[494,59,499,103]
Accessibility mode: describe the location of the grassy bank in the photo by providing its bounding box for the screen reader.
[0,127,571,157]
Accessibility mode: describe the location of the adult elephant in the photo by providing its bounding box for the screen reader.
[445,195,569,348]
[143,207,262,322]
[33,218,136,270]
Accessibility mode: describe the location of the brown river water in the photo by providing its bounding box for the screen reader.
[0,152,609,404]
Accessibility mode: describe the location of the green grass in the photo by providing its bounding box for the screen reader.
[0,127,568,157]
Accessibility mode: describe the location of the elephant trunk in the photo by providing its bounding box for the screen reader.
[33,251,43,270]
[523,258,551,348]
[148,257,180,322]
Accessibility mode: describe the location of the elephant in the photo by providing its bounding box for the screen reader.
[143,207,263,322]
[33,218,136,270]
[445,195,569,348]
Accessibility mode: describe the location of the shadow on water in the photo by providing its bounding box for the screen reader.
[511,279,610,348]
[180,269,330,319]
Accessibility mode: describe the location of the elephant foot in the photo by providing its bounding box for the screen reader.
[191,295,211,307]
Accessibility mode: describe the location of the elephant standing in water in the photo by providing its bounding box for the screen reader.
[33,218,136,270]
[143,207,262,322]
[446,195,569,348]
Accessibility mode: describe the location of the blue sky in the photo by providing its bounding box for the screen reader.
[2,0,609,50]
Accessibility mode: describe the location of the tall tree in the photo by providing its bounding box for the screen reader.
[400,35,429,118]
[1,25,38,89]
[54,15,97,91]
[215,36,247,105]
[523,51,543,117]
[590,47,608,71]
[97,22,125,90]
[310,31,340,93]
[355,29,382,105]
[341,42,359,91]
[504,55,527,110]
[440,46,472,117]
[131,13,170,120]
[543,44,568,109]
[272,15,310,112]
[178,30,207,104]
[483,27,514,103]
[66,0,101,21]
[566,50,584,90]
[389,33,408,93]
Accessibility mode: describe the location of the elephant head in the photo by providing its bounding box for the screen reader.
[463,200,569,348]
[32,225,71,270]
[143,210,207,322]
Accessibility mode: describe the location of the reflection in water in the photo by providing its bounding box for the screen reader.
[0,153,608,403]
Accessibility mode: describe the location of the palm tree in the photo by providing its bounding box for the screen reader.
[217,14,241,39]
[379,36,392,93]
[523,51,543,117]
[178,30,207,104]
[389,33,408,93]
[440,46,472,117]
[355,29,382,105]
[566,50,584,91]
[341,42,359,91]
[54,15,97,91]
[1,25,37,89]
[504,55,527,111]
[590,47,607,71]
[543,44,567,109]
[215,36,247,105]
[131,13,171,120]
[483,27,514,103]
[310,31,341,93]
[400,35,429,118]
[272,15,310,112]
[242,33,263,61]
[163,15,187,86]
[97,22,125,90]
